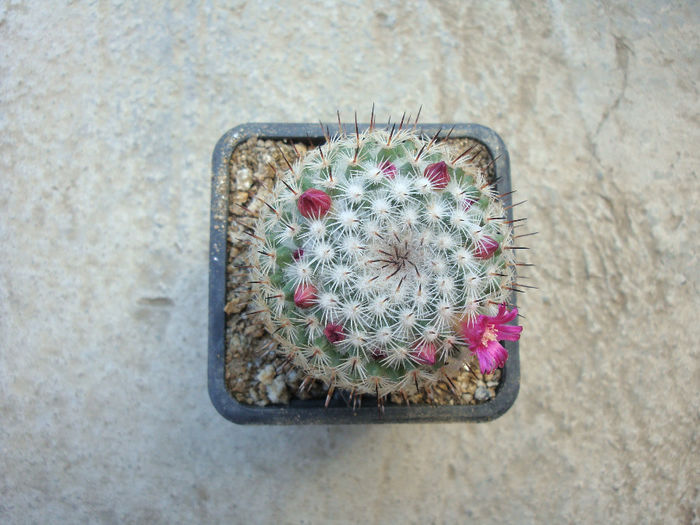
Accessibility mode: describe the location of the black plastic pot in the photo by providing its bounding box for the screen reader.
[209,123,520,424]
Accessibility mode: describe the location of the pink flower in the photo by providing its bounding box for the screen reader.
[473,236,499,259]
[412,342,436,365]
[293,284,317,308]
[323,323,345,344]
[378,160,397,179]
[424,161,450,189]
[460,304,522,374]
[292,248,304,261]
[297,189,332,218]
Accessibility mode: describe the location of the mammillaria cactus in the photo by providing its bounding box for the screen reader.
[241,113,526,408]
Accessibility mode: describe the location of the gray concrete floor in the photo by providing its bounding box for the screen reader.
[1,1,698,523]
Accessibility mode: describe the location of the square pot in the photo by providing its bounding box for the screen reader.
[208,123,520,424]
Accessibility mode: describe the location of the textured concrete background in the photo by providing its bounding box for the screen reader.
[1,1,698,523]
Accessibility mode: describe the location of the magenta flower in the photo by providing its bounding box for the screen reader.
[473,236,499,259]
[293,284,317,308]
[460,304,522,374]
[412,342,437,365]
[424,161,450,189]
[297,188,332,218]
[324,323,345,344]
[292,248,304,261]
[378,160,397,179]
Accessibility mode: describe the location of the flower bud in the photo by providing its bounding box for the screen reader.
[371,348,387,360]
[297,189,331,218]
[461,197,476,211]
[292,248,304,261]
[293,284,317,308]
[473,236,499,259]
[323,323,345,344]
[378,160,397,179]
[413,342,436,365]
[424,161,450,189]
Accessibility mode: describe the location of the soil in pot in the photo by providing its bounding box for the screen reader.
[224,136,502,407]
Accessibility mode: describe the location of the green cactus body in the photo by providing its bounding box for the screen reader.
[247,126,518,398]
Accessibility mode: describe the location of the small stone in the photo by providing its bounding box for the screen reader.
[474,385,492,401]
[243,324,264,338]
[235,168,252,190]
[234,191,249,205]
[256,364,276,385]
[266,375,290,404]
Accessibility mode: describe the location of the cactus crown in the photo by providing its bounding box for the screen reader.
[245,120,522,402]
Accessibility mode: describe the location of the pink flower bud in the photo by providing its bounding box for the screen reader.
[461,197,476,210]
[413,342,436,365]
[371,348,387,361]
[293,284,317,308]
[424,161,450,189]
[473,236,499,259]
[292,248,304,261]
[378,160,397,179]
[323,323,345,344]
[297,189,332,218]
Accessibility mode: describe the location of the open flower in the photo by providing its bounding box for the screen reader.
[297,188,332,218]
[459,304,522,374]
[424,161,450,189]
[293,283,317,308]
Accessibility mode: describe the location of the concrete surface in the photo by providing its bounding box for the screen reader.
[1,1,698,523]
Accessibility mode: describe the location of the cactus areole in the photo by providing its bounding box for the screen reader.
[247,125,522,399]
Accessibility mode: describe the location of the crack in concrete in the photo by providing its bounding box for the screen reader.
[594,34,633,139]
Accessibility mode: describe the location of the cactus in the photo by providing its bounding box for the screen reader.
[242,114,524,406]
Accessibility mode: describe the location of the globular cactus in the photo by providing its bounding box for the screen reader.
[243,115,524,406]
